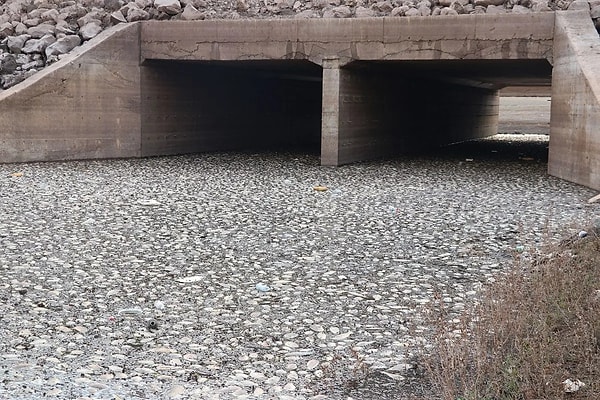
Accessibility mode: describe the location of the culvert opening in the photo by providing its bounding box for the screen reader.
[430,133,550,164]
[337,60,552,164]
[432,86,552,163]
[140,59,323,158]
[498,86,551,136]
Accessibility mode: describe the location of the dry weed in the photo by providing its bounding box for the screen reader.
[424,230,600,399]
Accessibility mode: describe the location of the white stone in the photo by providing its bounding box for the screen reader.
[181,3,204,20]
[166,385,186,398]
[79,22,102,40]
[154,0,182,14]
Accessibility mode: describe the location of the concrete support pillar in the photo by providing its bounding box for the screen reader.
[321,61,408,166]
[321,58,341,165]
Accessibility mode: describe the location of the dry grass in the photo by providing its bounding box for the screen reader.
[424,230,600,400]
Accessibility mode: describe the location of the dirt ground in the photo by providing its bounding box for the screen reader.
[498,96,551,135]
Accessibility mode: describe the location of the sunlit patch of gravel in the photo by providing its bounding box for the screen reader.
[0,135,597,399]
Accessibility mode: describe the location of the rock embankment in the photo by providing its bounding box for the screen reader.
[0,0,599,90]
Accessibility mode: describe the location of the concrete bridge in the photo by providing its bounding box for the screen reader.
[1,11,599,188]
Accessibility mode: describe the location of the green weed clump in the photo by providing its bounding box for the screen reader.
[425,231,600,400]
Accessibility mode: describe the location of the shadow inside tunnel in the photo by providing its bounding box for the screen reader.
[421,134,550,163]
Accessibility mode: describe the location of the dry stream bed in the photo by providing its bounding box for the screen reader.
[0,134,598,399]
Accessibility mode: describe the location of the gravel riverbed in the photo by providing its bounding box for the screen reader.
[1,134,598,400]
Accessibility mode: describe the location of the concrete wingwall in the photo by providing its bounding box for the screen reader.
[0,23,141,163]
[549,11,600,190]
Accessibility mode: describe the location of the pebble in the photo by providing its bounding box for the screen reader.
[0,138,598,399]
[166,385,185,398]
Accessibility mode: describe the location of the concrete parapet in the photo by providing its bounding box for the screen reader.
[0,23,141,163]
[549,11,600,189]
[140,14,555,66]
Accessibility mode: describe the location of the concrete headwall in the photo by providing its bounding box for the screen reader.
[549,11,600,189]
[6,13,599,190]
[0,24,141,163]
[139,15,551,165]
[140,14,554,64]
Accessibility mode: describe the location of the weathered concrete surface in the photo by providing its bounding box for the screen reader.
[140,15,553,165]
[549,11,600,190]
[500,86,552,96]
[0,14,556,165]
[0,12,598,191]
[140,14,555,65]
[0,24,141,163]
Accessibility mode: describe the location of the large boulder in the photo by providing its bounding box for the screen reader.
[1,72,28,89]
[41,9,60,22]
[60,4,89,20]
[79,22,103,40]
[154,0,182,15]
[355,5,377,17]
[27,23,56,39]
[0,22,14,39]
[511,4,531,13]
[485,4,505,13]
[331,5,353,18]
[21,34,56,54]
[110,10,128,24]
[45,35,81,57]
[405,7,421,16]
[181,3,205,19]
[14,23,28,36]
[0,53,18,75]
[7,34,31,53]
[531,0,551,11]
[126,7,151,21]
[568,0,590,11]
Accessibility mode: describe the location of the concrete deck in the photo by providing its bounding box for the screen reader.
[0,12,599,188]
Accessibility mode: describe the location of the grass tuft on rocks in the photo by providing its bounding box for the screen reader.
[424,228,600,400]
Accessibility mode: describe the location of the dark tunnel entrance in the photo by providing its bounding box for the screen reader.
[140,57,553,165]
[325,58,553,165]
[140,59,323,157]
